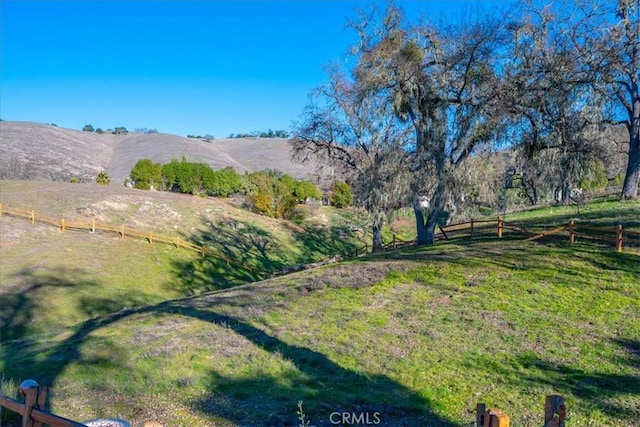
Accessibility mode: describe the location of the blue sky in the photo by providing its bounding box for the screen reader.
[1,0,511,138]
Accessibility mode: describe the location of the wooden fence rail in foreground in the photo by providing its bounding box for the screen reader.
[0,381,86,427]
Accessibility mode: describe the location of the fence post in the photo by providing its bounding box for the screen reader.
[33,386,48,427]
[22,384,39,427]
[476,403,486,426]
[569,220,575,244]
[476,402,509,427]
[92,219,95,233]
[31,210,35,224]
[497,216,503,238]
[201,245,205,257]
[544,395,566,427]
[176,236,180,248]
[470,219,475,239]
[121,224,125,237]
[393,233,397,249]
[617,224,623,253]
[149,232,153,243]
[61,219,65,232]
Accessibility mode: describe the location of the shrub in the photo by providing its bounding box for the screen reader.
[329,181,354,208]
[95,128,104,134]
[96,171,111,185]
[70,176,81,184]
[248,192,274,217]
[82,124,95,132]
[130,159,162,190]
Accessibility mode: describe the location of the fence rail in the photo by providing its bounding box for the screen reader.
[2,204,638,272]
[0,382,86,427]
[0,203,225,261]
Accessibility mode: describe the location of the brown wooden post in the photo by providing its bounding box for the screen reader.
[31,210,35,224]
[470,219,475,239]
[617,224,623,253]
[176,236,180,248]
[476,403,509,427]
[544,395,566,427]
[91,219,96,233]
[22,385,38,427]
[393,233,397,249]
[201,245,205,257]
[476,403,486,427]
[497,216,503,238]
[569,220,575,244]
[121,224,125,237]
[61,219,65,232]
[33,386,48,427]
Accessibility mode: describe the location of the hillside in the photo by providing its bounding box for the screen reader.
[1,181,639,426]
[0,121,325,185]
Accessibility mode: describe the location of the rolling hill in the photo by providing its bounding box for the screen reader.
[1,179,639,426]
[0,121,326,185]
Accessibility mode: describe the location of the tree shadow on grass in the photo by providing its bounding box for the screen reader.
[169,216,363,296]
[151,298,460,427]
[1,263,461,426]
[463,345,640,423]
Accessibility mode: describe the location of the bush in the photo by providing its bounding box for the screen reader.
[248,192,274,216]
[82,124,95,132]
[95,128,104,134]
[130,159,162,190]
[96,171,111,185]
[329,181,354,208]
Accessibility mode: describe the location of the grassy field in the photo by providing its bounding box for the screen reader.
[1,182,639,426]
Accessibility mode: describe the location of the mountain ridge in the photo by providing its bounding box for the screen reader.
[0,121,323,185]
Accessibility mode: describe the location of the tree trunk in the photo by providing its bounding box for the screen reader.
[621,98,640,199]
[413,182,446,246]
[372,220,384,252]
[413,200,429,245]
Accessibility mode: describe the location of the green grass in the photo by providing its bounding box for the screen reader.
[1,187,639,426]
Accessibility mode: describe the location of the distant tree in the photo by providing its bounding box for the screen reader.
[112,126,128,135]
[82,124,94,132]
[147,128,159,134]
[130,159,162,190]
[96,171,111,185]
[95,128,104,134]
[329,181,354,208]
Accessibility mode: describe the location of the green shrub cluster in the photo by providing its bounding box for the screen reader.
[128,158,332,219]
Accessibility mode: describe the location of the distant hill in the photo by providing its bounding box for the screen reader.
[0,121,328,185]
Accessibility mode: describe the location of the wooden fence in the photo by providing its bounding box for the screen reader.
[1,379,562,427]
[2,203,638,273]
[357,215,640,256]
[0,381,86,427]
[0,203,229,262]
[476,394,566,427]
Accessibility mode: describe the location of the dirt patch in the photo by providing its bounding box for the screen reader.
[295,261,414,293]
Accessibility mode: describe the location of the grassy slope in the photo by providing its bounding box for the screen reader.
[1,183,639,426]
